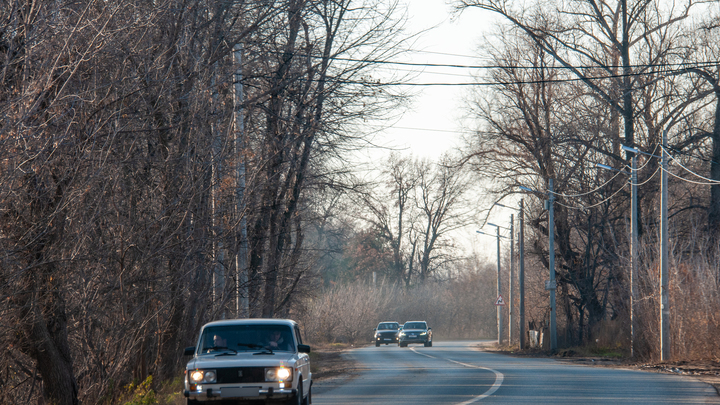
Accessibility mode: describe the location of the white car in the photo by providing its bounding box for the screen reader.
[183,319,312,405]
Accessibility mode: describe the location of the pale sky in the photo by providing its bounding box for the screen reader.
[372,0,492,160]
[357,1,509,260]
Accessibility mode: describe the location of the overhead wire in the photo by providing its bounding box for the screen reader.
[661,145,720,185]
[555,181,630,210]
[552,165,628,198]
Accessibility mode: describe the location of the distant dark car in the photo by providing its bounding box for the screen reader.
[398,321,432,347]
[373,321,401,346]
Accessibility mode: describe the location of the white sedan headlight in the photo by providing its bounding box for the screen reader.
[189,369,217,384]
[265,367,292,382]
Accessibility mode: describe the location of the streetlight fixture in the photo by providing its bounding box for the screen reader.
[495,201,525,349]
[519,180,557,351]
[476,228,510,346]
[622,136,670,361]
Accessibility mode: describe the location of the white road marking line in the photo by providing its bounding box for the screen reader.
[410,347,504,404]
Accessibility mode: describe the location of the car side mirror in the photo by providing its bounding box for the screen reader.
[373,328,376,331]
[184,346,195,356]
[428,328,432,331]
[298,344,311,353]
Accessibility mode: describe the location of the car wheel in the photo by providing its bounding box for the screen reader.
[399,342,407,347]
[428,341,432,347]
[302,385,311,405]
[424,341,430,347]
[375,341,380,347]
[286,382,303,405]
[186,399,201,405]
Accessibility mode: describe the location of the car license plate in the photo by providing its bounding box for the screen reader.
[221,387,259,398]
[383,338,391,341]
[409,334,417,338]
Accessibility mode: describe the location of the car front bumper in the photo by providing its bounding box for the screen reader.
[399,334,429,344]
[375,334,398,343]
[184,384,296,401]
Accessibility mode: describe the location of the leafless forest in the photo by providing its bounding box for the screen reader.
[2,0,720,404]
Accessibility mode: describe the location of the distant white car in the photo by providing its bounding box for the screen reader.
[183,318,311,405]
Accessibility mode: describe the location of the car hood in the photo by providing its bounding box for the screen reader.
[186,352,298,369]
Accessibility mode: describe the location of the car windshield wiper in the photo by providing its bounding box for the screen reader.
[205,346,237,354]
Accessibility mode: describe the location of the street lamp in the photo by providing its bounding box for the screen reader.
[519,179,557,351]
[596,161,637,357]
[488,221,513,346]
[476,228,510,346]
[495,201,525,349]
[623,136,670,361]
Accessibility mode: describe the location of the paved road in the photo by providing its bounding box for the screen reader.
[312,341,719,404]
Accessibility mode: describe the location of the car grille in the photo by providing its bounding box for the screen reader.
[378,332,396,337]
[216,367,266,383]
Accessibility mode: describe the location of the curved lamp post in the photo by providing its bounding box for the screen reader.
[519,180,557,351]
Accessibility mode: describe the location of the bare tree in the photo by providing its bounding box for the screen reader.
[414,155,473,283]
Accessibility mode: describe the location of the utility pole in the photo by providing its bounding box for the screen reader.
[496,225,503,345]
[509,213,514,344]
[661,129,670,361]
[548,179,557,351]
[519,199,525,349]
[211,62,225,317]
[631,153,638,358]
[234,44,249,318]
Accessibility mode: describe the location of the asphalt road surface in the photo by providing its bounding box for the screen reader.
[312,341,719,404]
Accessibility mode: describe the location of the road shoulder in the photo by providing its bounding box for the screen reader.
[476,343,720,396]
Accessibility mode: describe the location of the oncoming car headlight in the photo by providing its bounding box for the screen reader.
[420,332,427,336]
[189,369,217,384]
[265,367,292,382]
[399,332,405,337]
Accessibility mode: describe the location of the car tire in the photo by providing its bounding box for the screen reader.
[375,341,380,347]
[302,385,311,405]
[186,399,201,405]
[424,341,430,347]
[286,382,303,405]
[399,342,407,347]
[428,341,432,347]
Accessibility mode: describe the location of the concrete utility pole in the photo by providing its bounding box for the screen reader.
[661,129,670,361]
[631,153,638,358]
[496,201,525,348]
[518,199,525,349]
[548,179,557,351]
[509,213,514,344]
[234,44,249,317]
[496,225,503,345]
[518,183,556,350]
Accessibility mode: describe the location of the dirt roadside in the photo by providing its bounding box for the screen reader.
[310,344,362,381]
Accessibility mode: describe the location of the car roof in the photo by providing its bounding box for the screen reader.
[201,318,298,329]
[404,321,427,324]
[378,321,398,324]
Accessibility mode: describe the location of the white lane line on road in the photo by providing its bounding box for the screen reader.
[410,347,504,404]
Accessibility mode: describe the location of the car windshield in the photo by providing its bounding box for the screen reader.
[200,324,295,353]
[378,323,398,330]
[404,322,426,330]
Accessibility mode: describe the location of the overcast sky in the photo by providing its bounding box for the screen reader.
[355,1,510,261]
[371,0,492,160]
